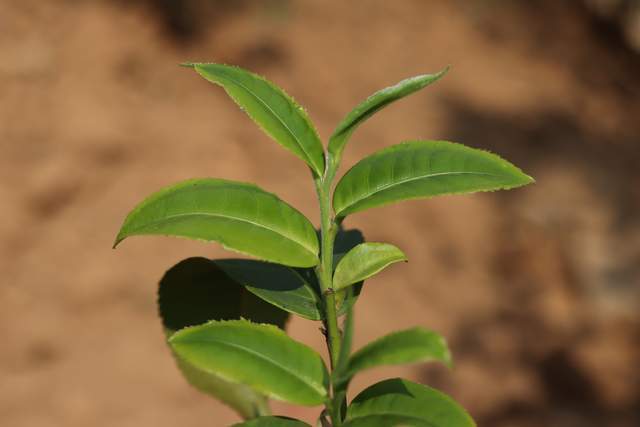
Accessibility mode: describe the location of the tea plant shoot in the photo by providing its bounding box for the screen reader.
[115,63,533,426]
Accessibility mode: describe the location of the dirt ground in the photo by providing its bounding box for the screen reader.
[1,1,639,426]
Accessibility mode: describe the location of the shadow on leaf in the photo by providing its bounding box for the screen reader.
[158,257,289,333]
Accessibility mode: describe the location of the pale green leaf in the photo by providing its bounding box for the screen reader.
[187,62,325,176]
[114,178,319,267]
[328,67,448,165]
[158,257,290,418]
[333,141,534,218]
[344,328,451,381]
[233,416,311,427]
[215,259,322,321]
[169,319,329,406]
[346,378,475,427]
[333,243,407,291]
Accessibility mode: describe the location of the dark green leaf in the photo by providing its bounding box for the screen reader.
[187,62,325,176]
[158,257,290,418]
[215,259,322,321]
[346,378,475,427]
[169,319,329,406]
[328,68,448,167]
[333,141,534,218]
[158,257,289,334]
[333,243,407,291]
[115,178,319,267]
[233,416,311,427]
[333,227,366,255]
[345,328,451,381]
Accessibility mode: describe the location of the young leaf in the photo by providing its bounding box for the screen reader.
[333,243,407,291]
[333,228,366,315]
[158,257,290,418]
[215,259,322,321]
[169,319,329,406]
[344,328,451,381]
[114,178,319,267]
[233,416,311,427]
[328,67,448,165]
[346,378,475,427]
[293,227,366,317]
[333,140,534,218]
[186,63,325,176]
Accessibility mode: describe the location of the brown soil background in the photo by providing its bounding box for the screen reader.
[1,1,639,426]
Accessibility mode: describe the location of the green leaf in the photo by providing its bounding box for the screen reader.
[346,378,475,427]
[342,414,433,427]
[158,257,289,334]
[328,68,448,166]
[333,228,365,316]
[333,140,534,218]
[114,178,319,267]
[333,243,407,291]
[233,416,311,427]
[344,328,451,381]
[290,227,365,317]
[158,257,290,418]
[187,62,325,176]
[215,259,322,321]
[169,319,329,406]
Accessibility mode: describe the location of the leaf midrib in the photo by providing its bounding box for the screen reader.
[213,70,321,174]
[180,335,326,399]
[340,170,502,213]
[125,211,316,256]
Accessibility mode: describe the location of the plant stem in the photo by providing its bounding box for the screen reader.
[315,178,341,368]
[314,172,342,426]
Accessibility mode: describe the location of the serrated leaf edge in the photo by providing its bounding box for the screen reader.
[334,140,534,217]
[191,63,325,176]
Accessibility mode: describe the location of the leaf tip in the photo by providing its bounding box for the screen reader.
[525,173,536,185]
[513,170,535,188]
[437,334,454,369]
[112,233,125,249]
[179,62,196,68]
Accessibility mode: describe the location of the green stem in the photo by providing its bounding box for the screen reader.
[314,179,341,368]
[314,170,342,426]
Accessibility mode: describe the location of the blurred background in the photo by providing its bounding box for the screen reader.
[1,0,639,426]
